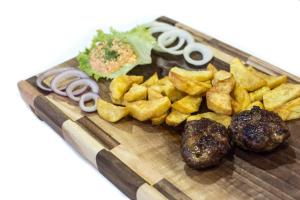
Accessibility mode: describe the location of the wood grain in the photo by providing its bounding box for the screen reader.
[18,80,42,108]
[77,116,120,150]
[154,179,192,200]
[62,120,105,167]
[136,183,168,200]
[96,149,146,200]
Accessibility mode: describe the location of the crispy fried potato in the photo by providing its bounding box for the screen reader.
[172,96,202,114]
[246,101,264,110]
[212,77,235,94]
[232,85,251,113]
[274,97,300,121]
[249,86,270,102]
[142,73,159,87]
[170,67,213,82]
[148,88,164,100]
[126,97,171,121]
[166,109,189,126]
[263,83,300,111]
[151,112,168,125]
[97,99,129,122]
[157,77,186,102]
[212,70,232,86]
[110,75,144,100]
[230,58,266,91]
[206,91,232,115]
[111,97,127,106]
[207,63,218,75]
[248,67,287,89]
[123,84,147,102]
[169,71,211,95]
[187,112,232,127]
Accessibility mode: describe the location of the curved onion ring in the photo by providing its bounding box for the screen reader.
[79,92,99,113]
[36,67,74,92]
[66,79,99,101]
[158,29,194,55]
[150,26,185,52]
[183,43,213,66]
[143,21,173,28]
[50,69,89,96]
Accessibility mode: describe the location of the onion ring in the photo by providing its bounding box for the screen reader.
[158,29,194,55]
[66,79,99,101]
[79,92,99,113]
[183,43,213,66]
[36,67,74,92]
[50,69,89,96]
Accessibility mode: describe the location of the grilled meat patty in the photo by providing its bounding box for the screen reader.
[230,106,290,152]
[181,118,231,169]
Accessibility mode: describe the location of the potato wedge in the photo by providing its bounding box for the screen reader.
[263,83,300,111]
[110,75,144,100]
[148,87,164,100]
[166,109,189,126]
[172,96,202,114]
[142,73,159,87]
[169,70,211,95]
[207,63,218,75]
[249,86,270,102]
[212,77,235,94]
[206,91,232,115]
[158,77,186,102]
[248,67,287,89]
[230,58,266,91]
[126,97,171,121]
[232,85,251,113]
[212,70,232,86]
[111,97,127,106]
[187,112,232,127]
[274,97,300,121]
[123,84,147,102]
[97,99,129,122]
[151,112,168,125]
[245,101,264,110]
[170,67,213,82]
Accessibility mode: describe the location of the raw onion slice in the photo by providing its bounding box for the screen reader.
[183,43,213,66]
[158,29,194,55]
[144,21,173,28]
[36,67,74,92]
[66,79,99,101]
[79,92,99,113]
[51,69,89,96]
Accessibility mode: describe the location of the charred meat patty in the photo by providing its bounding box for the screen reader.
[181,118,231,169]
[230,106,290,152]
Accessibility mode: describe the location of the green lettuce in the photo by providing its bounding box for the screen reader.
[77,26,156,80]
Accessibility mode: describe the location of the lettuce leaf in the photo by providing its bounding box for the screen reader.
[77,26,155,80]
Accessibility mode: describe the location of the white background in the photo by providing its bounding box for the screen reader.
[0,0,299,199]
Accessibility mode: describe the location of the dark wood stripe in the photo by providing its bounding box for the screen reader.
[234,150,300,199]
[33,96,68,137]
[77,117,120,150]
[211,57,230,71]
[96,149,146,200]
[156,16,178,25]
[154,178,192,200]
[209,39,250,62]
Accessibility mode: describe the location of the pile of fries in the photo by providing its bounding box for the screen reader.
[96,58,300,126]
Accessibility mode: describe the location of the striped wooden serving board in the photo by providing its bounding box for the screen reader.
[18,16,300,200]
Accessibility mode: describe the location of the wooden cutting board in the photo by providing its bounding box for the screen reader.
[18,16,300,200]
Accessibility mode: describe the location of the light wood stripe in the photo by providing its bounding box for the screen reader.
[62,120,105,167]
[137,183,168,200]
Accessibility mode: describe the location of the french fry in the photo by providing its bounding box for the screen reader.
[230,58,266,91]
[187,112,232,127]
[123,84,147,102]
[97,99,129,122]
[263,83,300,111]
[206,91,232,115]
[249,86,270,102]
[166,109,189,126]
[274,97,300,121]
[245,101,264,110]
[172,95,202,114]
[142,73,159,87]
[170,67,213,82]
[151,112,168,125]
[232,85,251,113]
